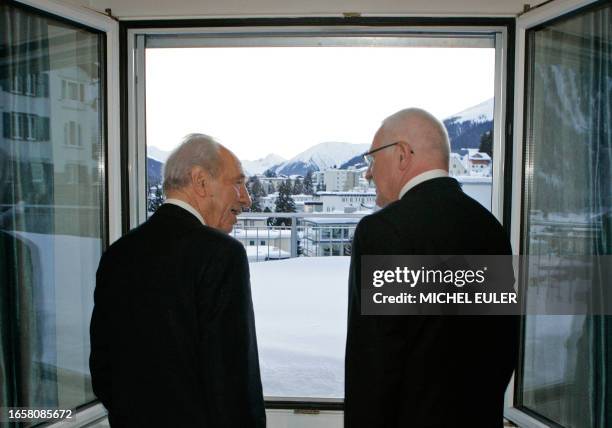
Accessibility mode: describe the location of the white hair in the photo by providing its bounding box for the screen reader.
[162,133,222,193]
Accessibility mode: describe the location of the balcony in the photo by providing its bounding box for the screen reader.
[232,212,366,261]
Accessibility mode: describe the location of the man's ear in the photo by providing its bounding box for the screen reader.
[397,142,412,171]
[191,166,210,197]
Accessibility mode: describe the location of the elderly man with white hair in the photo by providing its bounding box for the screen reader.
[90,134,265,427]
[344,109,519,427]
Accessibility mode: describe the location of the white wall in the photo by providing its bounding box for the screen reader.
[73,0,549,20]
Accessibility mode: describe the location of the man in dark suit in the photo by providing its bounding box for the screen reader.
[344,109,519,427]
[90,134,266,427]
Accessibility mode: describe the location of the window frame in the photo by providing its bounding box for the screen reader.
[506,0,605,427]
[10,0,121,243]
[122,16,515,410]
[5,0,120,426]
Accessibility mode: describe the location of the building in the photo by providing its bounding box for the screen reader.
[236,214,269,228]
[260,192,314,212]
[313,191,376,213]
[232,227,293,253]
[1,58,102,237]
[323,168,361,191]
[302,217,359,256]
[258,176,288,193]
[463,149,492,176]
[449,152,469,176]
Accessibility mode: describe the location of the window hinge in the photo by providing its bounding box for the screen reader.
[104,8,120,22]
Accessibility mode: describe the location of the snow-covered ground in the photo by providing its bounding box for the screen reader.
[250,257,349,398]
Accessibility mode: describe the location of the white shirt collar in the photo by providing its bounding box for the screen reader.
[164,198,206,226]
[398,169,449,200]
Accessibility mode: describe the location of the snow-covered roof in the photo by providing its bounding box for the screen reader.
[245,245,290,260]
[232,229,292,238]
[315,191,376,196]
[455,176,492,184]
[303,217,361,224]
[469,152,492,161]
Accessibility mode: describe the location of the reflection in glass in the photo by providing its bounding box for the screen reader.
[0,3,105,420]
[519,3,611,427]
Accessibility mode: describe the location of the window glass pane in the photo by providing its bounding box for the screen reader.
[0,2,105,417]
[518,3,611,427]
[145,42,496,399]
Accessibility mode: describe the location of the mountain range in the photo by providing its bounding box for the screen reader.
[337,98,494,172]
[443,98,493,153]
[146,98,493,182]
[265,142,369,177]
[242,153,286,176]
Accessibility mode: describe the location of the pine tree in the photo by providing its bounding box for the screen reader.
[250,198,263,212]
[249,176,267,197]
[292,178,304,195]
[272,180,296,226]
[247,176,267,212]
[303,170,314,195]
[147,184,164,213]
[479,130,493,157]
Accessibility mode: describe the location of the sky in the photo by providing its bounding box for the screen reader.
[146,47,495,161]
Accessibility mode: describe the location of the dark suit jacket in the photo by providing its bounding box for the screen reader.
[90,204,266,427]
[345,177,519,428]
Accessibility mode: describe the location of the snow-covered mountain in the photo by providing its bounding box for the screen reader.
[148,146,171,163]
[146,99,494,183]
[241,154,286,176]
[443,98,494,153]
[339,99,495,168]
[266,142,369,177]
[446,98,494,124]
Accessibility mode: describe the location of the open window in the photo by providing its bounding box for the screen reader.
[126,22,513,406]
[0,0,119,425]
[507,1,611,426]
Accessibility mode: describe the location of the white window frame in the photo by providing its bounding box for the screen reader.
[65,121,83,147]
[26,114,35,140]
[25,73,36,96]
[128,25,510,229]
[127,23,511,408]
[10,0,119,426]
[505,0,602,427]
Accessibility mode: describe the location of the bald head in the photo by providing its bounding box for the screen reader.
[380,108,450,169]
[365,108,450,207]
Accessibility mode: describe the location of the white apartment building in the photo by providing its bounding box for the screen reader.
[323,168,361,192]
[450,153,469,176]
[260,192,314,212]
[313,191,376,213]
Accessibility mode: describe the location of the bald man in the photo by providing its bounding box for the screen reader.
[344,109,519,427]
